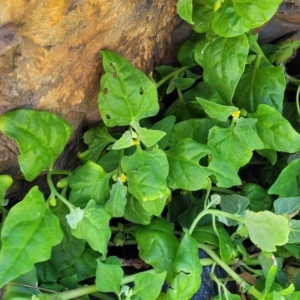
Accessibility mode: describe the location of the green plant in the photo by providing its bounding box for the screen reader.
[2,0,300,299]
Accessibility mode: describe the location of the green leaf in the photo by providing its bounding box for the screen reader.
[126,165,169,201]
[166,138,212,191]
[249,105,300,152]
[0,109,72,181]
[191,4,214,33]
[207,152,241,188]
[132,271,167,300]
[233,118,264,150]
[78,124,116,162]
[133,218,180,281]
[196,97,238,121]
[240,210,290,252]
[234,64,285,113]
[74,247,98,281]
[176,0,194,25]
[192,225,219,246]
[268,159,300,197]
[98,149,121,172]
[96,257,124,294]
[168,118,229,147]
[68,161,111,206]
[124,194,167,225]
[98,50,159,126]
[216,227,238,262]
[0,186,63,287]
[173,77,195,91]
[167,138,240,188]
[71,200,111,257]
[121,147,169,201]
[208,125,253,171]
[219,194,249,226]
[212,0,281,37]
[196,34,248,103]
[232,0,283,30]
[112,131,133,150]
[167,232,202,300]
[178,200,204,229]
[288,220,300,244]
[36,260,59,283]
[274,197,300,216]
[105,180,127,217]
[177,33,205,67]
[131,121,166,148]
[242,183,273,212]
[0,175,12,206]
[151,116,176,150]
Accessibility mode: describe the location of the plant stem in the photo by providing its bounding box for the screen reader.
[56,269,158,300]
[155,66,190,88]
[189,209,239,235]
[58,285,99,300]
[252,41,268,63]
[47,172,75,210]
[198,243,264,299]
[203,177,212,209]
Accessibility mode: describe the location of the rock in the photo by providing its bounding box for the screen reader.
[0,0,192,198]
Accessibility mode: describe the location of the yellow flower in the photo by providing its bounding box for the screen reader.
[132,139,140,146]
[231,110,241,122]
[120,173,127,183]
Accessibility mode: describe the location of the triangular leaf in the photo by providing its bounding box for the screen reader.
[98,50,159,126]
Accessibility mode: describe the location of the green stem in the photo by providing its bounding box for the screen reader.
[198,243,264,300]
[56,285,99,300]
[189,209,239,235]
[241,263,263,277]
[56,269,158,300]
[155,66,190,88]
[253,41,268,63]
[199,257,260,267]
[203,177,212,209]
[47,172,75,210]
[177,87,185,104]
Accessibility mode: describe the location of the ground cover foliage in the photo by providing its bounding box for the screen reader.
[1,0,300,299]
